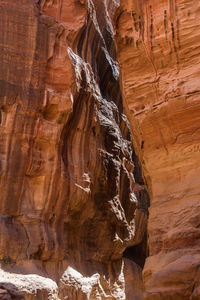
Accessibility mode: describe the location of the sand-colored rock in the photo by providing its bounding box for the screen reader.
[0,0,149,299]
[114,0,200,298]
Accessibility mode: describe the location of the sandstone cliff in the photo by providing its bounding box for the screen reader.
[0,0,199,299]
[0,0,148,299]
[115,0,200,299]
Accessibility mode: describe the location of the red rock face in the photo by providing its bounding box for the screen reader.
[1,0,199,299]
[0,0,149,299]
[0,0,76,263]
[114,0,200,299]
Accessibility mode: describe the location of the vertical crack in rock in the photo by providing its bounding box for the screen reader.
[59,0,150,299]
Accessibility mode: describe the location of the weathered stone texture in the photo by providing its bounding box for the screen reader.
[1,0,199,299]
[0,0,149,299]
[114,0,200,299]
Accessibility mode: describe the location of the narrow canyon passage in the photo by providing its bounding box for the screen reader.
[0,0,199,299]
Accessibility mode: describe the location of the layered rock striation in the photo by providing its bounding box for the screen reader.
[0,0,149,299]
[1,0,199,299]
[114,0,200,299]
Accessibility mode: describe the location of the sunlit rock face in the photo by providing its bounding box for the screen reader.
[114,0,200,299]
[0,0,149,299]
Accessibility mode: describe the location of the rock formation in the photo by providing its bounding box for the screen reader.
[115,0,200,299]
[0,0,148,299]
[0,0,199,299]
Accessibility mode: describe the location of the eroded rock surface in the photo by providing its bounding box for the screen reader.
[1,0,199,299]
[0,0,149,299]
[114,0,200,299]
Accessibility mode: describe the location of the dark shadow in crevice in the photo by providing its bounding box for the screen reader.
[0,282,25,299]
[126,149,150,268]
[132,148,144,185]
[123,232,148,269]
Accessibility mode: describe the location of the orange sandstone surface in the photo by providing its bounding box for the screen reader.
[0,0,199,299]
[0,0,148,299]
[115,0,200,299]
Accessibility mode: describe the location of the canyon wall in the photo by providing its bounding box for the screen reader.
[115,0,200,299]
[0,0,199,299]
[0,0,148,299]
